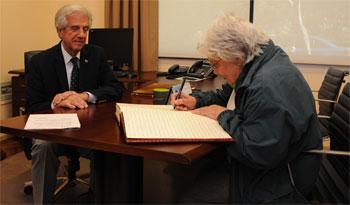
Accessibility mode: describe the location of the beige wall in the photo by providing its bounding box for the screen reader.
[0,0,105,84]
[0,0,105,123]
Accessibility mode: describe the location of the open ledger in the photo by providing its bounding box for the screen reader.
[115,103,234,143]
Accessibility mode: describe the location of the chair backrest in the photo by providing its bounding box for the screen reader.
[21,50,42,159]
[24,50,42,74]
[318,67,349,116]
[328,83,349,181]
[314,83,350,204]
[329,83,350,150]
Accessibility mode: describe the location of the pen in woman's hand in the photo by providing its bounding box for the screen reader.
[173,77,187,109]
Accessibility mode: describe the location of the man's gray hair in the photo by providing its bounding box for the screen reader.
[55,4,92,30]
[197,13,270,64]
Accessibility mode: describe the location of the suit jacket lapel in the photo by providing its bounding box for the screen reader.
[53,44,69,91]
[79,45,90,88]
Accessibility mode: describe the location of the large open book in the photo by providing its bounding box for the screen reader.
[115,103,234,143]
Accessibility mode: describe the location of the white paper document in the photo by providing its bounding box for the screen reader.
[24,114,81,130]
[172,82,192,95]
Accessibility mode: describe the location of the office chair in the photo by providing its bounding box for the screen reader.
[24,50,42,74]
[20,50,89,198]
[307,83,349,204]
[22,147,89,196]
[313,67,349,136]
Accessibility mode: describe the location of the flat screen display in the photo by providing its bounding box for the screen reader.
[88,28,133,70]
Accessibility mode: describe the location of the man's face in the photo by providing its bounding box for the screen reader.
[58,12,89,56]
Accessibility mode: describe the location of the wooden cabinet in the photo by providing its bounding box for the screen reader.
[8,70,26,117]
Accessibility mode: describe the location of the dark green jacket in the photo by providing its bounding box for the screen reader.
[192,42,322,203]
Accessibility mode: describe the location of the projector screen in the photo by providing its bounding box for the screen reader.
[159,0,249,58]
[159,0,350,66]
[254,0,350,65]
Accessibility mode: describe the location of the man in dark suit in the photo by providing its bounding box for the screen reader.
[25,4,123,204]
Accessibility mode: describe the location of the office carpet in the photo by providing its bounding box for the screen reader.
[0,137,23,161]
[0,151,90,204]
[0,151,199,204]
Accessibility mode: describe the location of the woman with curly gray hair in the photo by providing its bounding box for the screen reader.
[172,13,322,204]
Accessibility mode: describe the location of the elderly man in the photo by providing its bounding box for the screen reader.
[25,4,123,204]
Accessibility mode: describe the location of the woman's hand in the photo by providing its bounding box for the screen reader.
[171,92,197,111]
[192,105,227,120]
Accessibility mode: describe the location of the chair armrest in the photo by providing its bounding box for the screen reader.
[305,149,350,156]
[314,98,337,103]
[318,115,331,119]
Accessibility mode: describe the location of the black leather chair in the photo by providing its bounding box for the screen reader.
[24,50,42,74]
[20,51,89,198]
[313,67,349,136]
[307,83,350,204]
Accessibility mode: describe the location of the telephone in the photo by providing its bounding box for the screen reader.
[166,60,215,80]
[168,64,189,75]
[187,60,214,79]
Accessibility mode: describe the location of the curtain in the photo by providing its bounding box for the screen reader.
[105,0,158,73]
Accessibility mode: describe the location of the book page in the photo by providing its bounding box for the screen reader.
[116,103,232,142]
[115,103,173,125]
[117,103,173,111]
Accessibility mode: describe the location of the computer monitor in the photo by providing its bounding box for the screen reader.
[88,28,133,71]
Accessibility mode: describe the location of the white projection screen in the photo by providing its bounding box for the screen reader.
[159,0,350,66]
[159,0,249,58]
[254,0,350,65]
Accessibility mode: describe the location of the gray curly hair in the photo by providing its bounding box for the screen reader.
[55,4,92,30]
[197,13,270,64]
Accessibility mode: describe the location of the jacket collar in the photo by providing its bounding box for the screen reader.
[235,40,279,92]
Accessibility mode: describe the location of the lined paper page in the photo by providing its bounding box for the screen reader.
[116,103,232,142]
[118,103,173,111]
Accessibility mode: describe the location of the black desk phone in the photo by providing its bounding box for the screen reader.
[167,60,214,79]
[168,64,188,75]
[187,60,214,79]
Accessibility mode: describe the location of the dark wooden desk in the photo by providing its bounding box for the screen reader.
[0,76,225,203]
[0,101,216,164]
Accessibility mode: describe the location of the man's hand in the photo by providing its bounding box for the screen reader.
[171,93,197,111]
[53,92,89,109]
[191,105,227,120]
[52,91,77,107]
